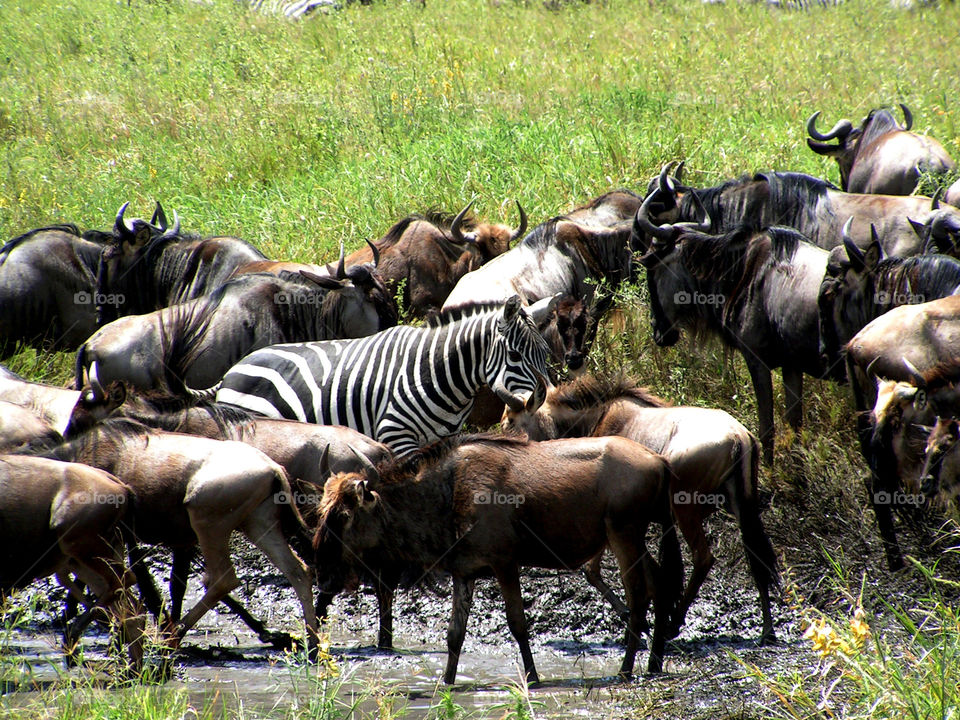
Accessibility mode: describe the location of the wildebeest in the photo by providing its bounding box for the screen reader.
[641,165,960,257]
[805,104,956,195]
[95,202,267,323]
[76,268,397,397]
[0,400,62,452]
[36,420,319,653]
[0,454,143,667]
[919,416,960,504]
[501,374,778,643]
[442,190,644,309]
[215,298,552,458]
[335,202,525,317]
[818,224,960,372]
[635,201,830,464]
[947,178,960,209]
[0,364,80,435]
[0,223,112,353]
[314,433,678,682]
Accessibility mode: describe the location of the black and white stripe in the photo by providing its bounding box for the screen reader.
[216,297,550,456]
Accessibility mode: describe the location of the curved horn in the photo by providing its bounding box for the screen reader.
[319,444,330,479]
[899,103,913,131]
[931,187,943,211]
[866,356,881,379]
[151,201,167,230]
[658,162,676,195]
[677,190,711,233]
[349,446,381,486]
[450,200,476,244]
[635,191,678,241]
[115,201,134,235]
[365,239,380,268]
[903,357,926,388]
[336,241,346,280]
[806,111,853,142]
[842,217,865,267]
[159,209,180,239]
[87,360,106,402]
[510,201,528,242]
[674,160,685,184]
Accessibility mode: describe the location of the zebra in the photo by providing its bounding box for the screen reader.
[214,296,551,457]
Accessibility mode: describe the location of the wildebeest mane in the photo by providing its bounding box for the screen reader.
[36,417,153,462]
[515,218,562,254]
[858,108,900,148]
[550,373,671,414]
[113,387,257,438]
[871,255,960,303]
[376,209,476,250]
[0,224,89,265]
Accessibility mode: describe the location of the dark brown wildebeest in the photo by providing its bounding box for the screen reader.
[0,223,113,353]
[501,374,778,643]
[0,400,62,453]
[75,268,397,396]
[95,202,267,324]
[0,364,80,435]
[817,222,960,374]
[806,104,956,195]
[442,191,643,308]
[337,202,525,317]
[315,434,679,682]
[635,200,830,464]
[918,416,960,504]
[641,165,960,257]
[38,420,319,654]
[0,454,143,667]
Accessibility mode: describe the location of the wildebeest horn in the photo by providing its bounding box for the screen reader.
[159,209,180,239]
[674,160,685,184]
[349,446,381,486]
[115,201,134,235]
[451,200,476,244]
[365,239,380,268]
[658,162,676,195]
[806,111,853,142]
[336,241,346,280]
[903,357,926,388]
[865,356,881,379]
[635,189,689,241]
[841,217,865,267]
[899,103,913,131]
[318,444,330,479]
[151,201,167,230]
[87,360,106,403]
[931,187,943,211]
[510,201,528,243]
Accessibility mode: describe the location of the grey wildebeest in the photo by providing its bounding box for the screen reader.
[76,268,397,397]
[64,382,394,646]
[215,298,552,458]
[35,420,319,654]
[641,165,960,257]
[634,200,830,464]
[95,202,266,324]
[339,202,526,317]
[0,454,143,667]
[0,223,113,353]
[0,364,80,435]
[805,104,956,195]
[314,433,679,682]
[818,224,960,374]
[501,374,778,643]
[442,190,643,308]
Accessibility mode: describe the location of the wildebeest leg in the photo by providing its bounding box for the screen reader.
[670,507,714,638]
[746,361,775,465]
[782,366,803,431]
[582,551,632,625]
[127,544,165,621]
[374,577,394,650]
[171,532,238,646]
[608,530,657,676]
[867,472,905,571]
[218,595,294,650]
[168,548,194,623]
[443,576,475,685]
[493,564,538,684]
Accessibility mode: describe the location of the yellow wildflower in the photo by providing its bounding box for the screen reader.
[804,617,843,658]
[849,606,871,649]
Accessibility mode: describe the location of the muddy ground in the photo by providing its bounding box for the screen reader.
[5,478,957,719]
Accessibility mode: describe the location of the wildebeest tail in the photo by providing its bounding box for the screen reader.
[657,462,685,612]
[273,465,314,563]
[75,344,87,392]
[730,433,780,592]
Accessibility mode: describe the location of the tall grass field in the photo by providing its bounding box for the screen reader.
[2,0,960,717]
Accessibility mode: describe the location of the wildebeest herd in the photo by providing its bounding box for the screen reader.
[2,103,960,683]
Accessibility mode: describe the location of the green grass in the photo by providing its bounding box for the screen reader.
[3,0,960,717]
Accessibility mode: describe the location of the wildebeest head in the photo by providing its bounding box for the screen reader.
[919,416,960,500]
[312,245,399,331]
[450,200,528,260]
[65,381,128,438]
[805,105,910,190]
[486,296,552,413]
[632,187,712,347]
[817,218,883,368]
[911,191,960,257]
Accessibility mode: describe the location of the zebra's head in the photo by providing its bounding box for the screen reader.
[487,296,552,413]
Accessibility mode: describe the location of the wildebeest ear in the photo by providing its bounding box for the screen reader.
[151,201,167,230]
[914,389,927,411]
[863,232,882,272]
[908,217,926,240]
[108,382,127,407]
[356,479,377,507]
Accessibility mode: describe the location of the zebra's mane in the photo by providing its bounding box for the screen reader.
[425,300,512,327]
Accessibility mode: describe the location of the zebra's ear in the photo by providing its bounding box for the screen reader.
[503,295,522,321]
